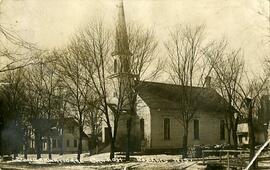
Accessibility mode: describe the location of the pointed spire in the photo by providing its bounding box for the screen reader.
[112,0,132,56]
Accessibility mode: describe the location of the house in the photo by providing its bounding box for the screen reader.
[50,118,89,153]
[237,122,266,146]
[29,118,89,154]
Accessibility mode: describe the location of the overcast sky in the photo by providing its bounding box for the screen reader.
[0,0,269,74]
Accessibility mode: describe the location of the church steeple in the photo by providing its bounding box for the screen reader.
[112,0,132,57]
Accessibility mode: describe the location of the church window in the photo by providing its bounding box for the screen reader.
[164,118,170,140]
[140,119,145,140]
[194,119,199,140]
[220,120,225,140]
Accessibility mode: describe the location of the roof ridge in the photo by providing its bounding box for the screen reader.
[138,80,208,90]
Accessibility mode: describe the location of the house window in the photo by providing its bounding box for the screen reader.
[220,120,225,140]
[164,118,170,140]
[66,139,70,147]
[74,139,77,148]
[194,119,199,140]
[140,119,145,140]
[114,59,117,73]
[52,139,57,148]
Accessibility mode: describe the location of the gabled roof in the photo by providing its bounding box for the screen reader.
[136,81,228,112]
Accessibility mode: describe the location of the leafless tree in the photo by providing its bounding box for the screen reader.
[74,21,117,160]
[20,51,62,159]
[0,68,27,159]
[23,52,49,159]
[127,23,162,80]
[55,43,97,161]
[33,52,62,160]
[165,25,211,157]
[205,40,245,147]
[237,74,268,169]
[123,24,161,160]
[0,23,39,73]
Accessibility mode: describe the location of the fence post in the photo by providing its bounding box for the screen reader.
[240,151,242,170]
[202,150,205,164]
[227,151,230,170]
[219,150,222,163]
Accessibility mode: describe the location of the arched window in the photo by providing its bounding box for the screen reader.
[140,119,145,140]
[164,118,170,140]
[220,120,225,140]
[194,119,199,140]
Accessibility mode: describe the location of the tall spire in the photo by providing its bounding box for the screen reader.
[112,0,132,56]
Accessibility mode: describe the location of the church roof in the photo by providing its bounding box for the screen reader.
[136,81,229,112]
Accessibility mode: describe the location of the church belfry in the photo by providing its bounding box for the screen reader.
[111,0,135,98]
[112,0,132,76]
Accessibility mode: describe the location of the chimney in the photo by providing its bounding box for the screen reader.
[205,76,211,88]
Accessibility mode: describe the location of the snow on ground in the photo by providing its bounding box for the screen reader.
[6,153,186,164]
[0,153,205,170]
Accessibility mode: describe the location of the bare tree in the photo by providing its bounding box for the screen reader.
[165,25,211,157]
[205,40,244,147]
[123,24,161,160]
[74,21,117,160]
[21,51,60,159]
[34,52,62,160]
[24,54,47,159]
[55,42,97,161]
[237,74,268,169]
[0,68,27,158]
[0,23,39,73]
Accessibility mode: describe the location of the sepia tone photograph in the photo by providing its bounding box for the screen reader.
[0,0,270,169]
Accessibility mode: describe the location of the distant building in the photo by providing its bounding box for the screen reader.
[29,118,89,154]
[237,121,265,146]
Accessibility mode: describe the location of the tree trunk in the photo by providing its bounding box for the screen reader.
[60,129,64,155]
[110,138,115,160]
[109,123,116,160]
[182,121,189,158]
[126,117,132,161]
[248,104,256,169]
[35,130,41,159]
[232,118,239,149]
[47,136,52,159]
[77,124,83,162]
[24,128,28,159]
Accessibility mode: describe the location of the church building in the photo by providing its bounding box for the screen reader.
[101,0,230,153]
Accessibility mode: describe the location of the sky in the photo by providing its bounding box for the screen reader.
[0,0,269,74]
